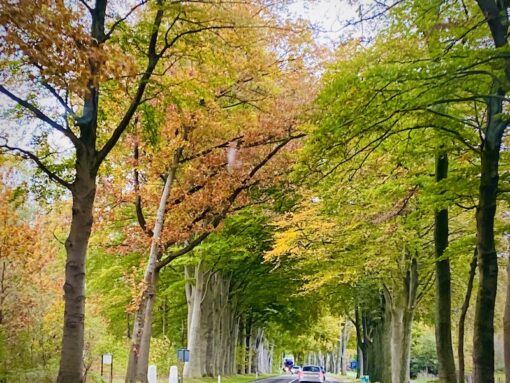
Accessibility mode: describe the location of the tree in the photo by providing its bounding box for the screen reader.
[300,1,510,379]
[0,167,62,380]
[468,2,510,381]
[1,1,305,380]
[434,151,457,383]
[84,11,315,379]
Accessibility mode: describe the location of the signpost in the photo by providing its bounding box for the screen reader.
[177,349,190,383]
[101,354,113,383]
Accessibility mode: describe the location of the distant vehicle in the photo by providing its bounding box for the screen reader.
[298,365,325,383]
[291,365,302,375]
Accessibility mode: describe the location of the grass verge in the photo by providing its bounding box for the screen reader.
[184,374,274,383]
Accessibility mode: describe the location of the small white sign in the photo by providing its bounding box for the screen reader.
[102,354,112,365]
[148,365,157,383]
[169,365,179,383]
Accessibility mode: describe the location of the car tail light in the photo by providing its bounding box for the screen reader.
[299,371,303,378]
[319,372,324,379]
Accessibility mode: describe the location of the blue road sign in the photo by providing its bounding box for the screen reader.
[177,349,190,362]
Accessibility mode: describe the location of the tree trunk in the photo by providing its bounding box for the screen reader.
[504,253,510,383]
[185,266,193,342]
[382,297,392,383]
[339,321,348,375]
[470,3,509,381]
[127,313,132,339]
[356,346,361,379]
[204,276,215,377]
[247,324,253,374]
[362,310,369,375]
[57,175,96,383]
[390,306,405,383]
[387,257,418,383]
[240,318,247,374]
[125,257,161,382]
[184,262,205,378]
[458,250,477,383]
[390,305,414,383]
[162,296,167,336]
[135,271,159,382]
[474,135,502,383]
[56,0,108,378]
[434,152,457,383]
[126,149,180,382]
[231,315,240,375]
[366,295,391,383]
[354,307,365,377]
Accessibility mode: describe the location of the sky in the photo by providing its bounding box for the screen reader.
[288,0,362,46]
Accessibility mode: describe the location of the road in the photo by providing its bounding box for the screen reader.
[251,375,346,383]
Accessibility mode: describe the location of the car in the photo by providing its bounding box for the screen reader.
[291,365,302,375]
[298,365,325,382]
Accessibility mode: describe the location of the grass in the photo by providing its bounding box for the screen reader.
[184,373,274,383]
[106,373,273,383]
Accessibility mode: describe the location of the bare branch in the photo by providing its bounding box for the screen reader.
[0,143,72,189]
[133,142,153,237]
[38,78,76,118]
[0,85,80,147]
[159,25,236,58]
[78,0,93,13]
[105,1,149,39]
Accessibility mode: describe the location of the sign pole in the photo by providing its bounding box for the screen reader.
[101,356,104,380]
[110,355,113,383]
[177,349,190,383]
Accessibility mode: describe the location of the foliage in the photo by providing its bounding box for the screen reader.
[410,324,438,378]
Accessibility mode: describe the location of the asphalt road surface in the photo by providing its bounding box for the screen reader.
[251,375,345,383]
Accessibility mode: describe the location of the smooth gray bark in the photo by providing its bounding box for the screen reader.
[386,258,418,383]
[126,149,181,383]
[184,262,205,378]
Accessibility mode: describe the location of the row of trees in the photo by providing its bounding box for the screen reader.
[3,1,510,383]
[269,1,510,383]
[0,0,321,382]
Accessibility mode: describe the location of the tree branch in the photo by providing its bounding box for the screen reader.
[0,143,72,189]
[105,1,149,40]
[0,85,79,147]
[159,25,236,59]
[39,78,76,118]
[181,135,243,163]
[133,142,153,237]
[96,1,164,166]
[156,133,304,270]
[78,0,93,13]
[156,232,210,271]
